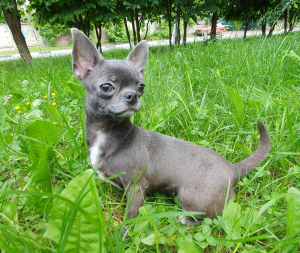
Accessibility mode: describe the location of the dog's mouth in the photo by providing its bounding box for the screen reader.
[114,108,137,118]
[102,100,141,119]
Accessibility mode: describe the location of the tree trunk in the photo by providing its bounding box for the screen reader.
[143,17,150,40]
[86,12,90,37]
[243,0,252,39]
[243,10,250,39]
[168,14,172,49]
[78,14,86,35]
[283,9,288,33]
[130,10,137,45]
[95,22,102,53]
[164,0,172,49]
[134,8,141,43]
[183,20,188,46]
[261,22,266,36]
[210,11,218,40]
[124,17,132,49]
[176,6,180,45]
[1,0,32,65]
[243,21,249,39]
[268,23,276,37]
[288,8,295,32]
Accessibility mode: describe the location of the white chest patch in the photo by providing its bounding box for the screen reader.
[89,131,107,168]
[89,131,122,190]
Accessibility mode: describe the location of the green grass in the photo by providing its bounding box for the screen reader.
[0,32,300,252]
[0,45,73,56]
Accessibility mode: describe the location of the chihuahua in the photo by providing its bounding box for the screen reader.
[71,28,270,224]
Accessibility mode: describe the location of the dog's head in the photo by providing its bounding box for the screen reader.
[71,28,149,119]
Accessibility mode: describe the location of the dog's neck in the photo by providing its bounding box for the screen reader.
[86,112,132,131]
[85,112,135,152]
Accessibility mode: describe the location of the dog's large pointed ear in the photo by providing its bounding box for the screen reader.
[71,28,104,80]
[126,40,149,78]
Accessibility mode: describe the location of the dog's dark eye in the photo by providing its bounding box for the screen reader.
[100,83,114,93]
[138,84,145,93]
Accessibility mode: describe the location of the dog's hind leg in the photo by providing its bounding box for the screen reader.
[178,186,225,225]
[126,184,146,219]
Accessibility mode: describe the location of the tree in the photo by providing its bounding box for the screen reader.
[259,0,296,37]
[29,0,116,52]
[223,0,257,39]
[201,0,228,40]
[0,0,32,64]
[90,0,116,52]
[161,0,175,48]
[287,1,300,31]
[121,0,161,46]
[29,0,94,36]
[180,0,201,46]
[256,0,271,36]
[171,0,201,46]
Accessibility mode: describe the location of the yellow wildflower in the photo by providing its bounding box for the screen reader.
[18,111,21,113]
[43,95,48,99]
[51,92,56,96]
[34,119,37,122]
[26,102,30,105]
[51,102,56,106]
[15,105,20,110]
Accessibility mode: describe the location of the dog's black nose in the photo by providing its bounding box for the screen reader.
[124,92,138,105]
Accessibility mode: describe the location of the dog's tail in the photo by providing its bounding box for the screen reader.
[233,121,270,182]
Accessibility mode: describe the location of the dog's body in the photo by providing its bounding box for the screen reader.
[71,28,270,222]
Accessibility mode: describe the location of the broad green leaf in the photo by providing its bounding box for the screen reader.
[201,224,211,237]
[286,187,300,237]
[65,81,85,96]
[206,236,218,246]
[222,199,243,234]
[139,205,151,216]
[44,169,107,252]
[242,244,266,252]
[157,236,175,246]
[231,142,253,156]
[25,120,59,153]
[0,226,26,252]
[228,87,244,124]
[44,104,64,131]
[141,233,155,245]
[194,241,208,249]
[194,232,206,241]
[178,239,203,253]
[133,220,149,233]
[31,147,52,192]
[221,218,233,235]
[0,199,18,224]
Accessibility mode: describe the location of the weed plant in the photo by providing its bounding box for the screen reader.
[0,32,300,252]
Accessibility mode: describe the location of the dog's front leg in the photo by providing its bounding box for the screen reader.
[126,184,146,218]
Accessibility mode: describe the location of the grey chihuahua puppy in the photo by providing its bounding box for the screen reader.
[71,28,270,224]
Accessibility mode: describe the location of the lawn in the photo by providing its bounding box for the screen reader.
[0,44,73,56]
[0,32,299,252]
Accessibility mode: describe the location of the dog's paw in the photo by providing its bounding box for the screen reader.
[179,216,201,226]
